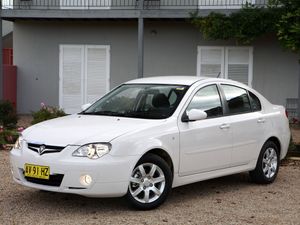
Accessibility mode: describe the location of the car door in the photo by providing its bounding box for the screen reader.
[220,84,267,166]
[178,84,232,176]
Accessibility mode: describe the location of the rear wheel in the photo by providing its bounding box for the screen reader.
[126,153,172,210]
[250,141,280,184]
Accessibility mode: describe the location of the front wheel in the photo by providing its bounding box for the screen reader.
[126,153,172,210]
[250,141,280,184]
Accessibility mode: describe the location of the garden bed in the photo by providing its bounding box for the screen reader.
[0,102,66,151]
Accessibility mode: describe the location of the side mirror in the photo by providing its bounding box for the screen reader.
[81,103,92,111]
[182,109,207,122]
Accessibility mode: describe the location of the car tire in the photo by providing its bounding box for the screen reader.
[249,141,280,184]
[126,153,172,210]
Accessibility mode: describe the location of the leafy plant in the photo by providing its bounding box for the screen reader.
[191,1,300,51]
[191,12,233,41]
[276,6,300,54]
[0,128,18,145]
[31,103,66,125]
[0,100,18,129]
[191,4,282,45]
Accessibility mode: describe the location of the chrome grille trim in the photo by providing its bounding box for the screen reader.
[27,143,65,155]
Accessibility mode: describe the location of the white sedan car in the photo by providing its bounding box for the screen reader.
[10,76,290,209]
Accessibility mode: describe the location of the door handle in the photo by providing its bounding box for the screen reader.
[257,118,266,123]
[220,124,230,129]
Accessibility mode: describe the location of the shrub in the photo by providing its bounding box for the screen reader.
[31,103,67,125]
[0,128,18,145]
[0,100,18,129]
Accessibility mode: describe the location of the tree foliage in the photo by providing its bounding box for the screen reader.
[191,1,300,54]
[276,0,300,54]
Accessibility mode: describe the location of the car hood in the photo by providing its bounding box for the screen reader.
[23,114,162,146]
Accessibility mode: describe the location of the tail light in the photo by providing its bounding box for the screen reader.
[285,109,289,118]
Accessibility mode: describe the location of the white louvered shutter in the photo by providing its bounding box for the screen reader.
[226,48,252,86]
[198,47,224,78]
[85,46,109,104]
[60,45,84,114]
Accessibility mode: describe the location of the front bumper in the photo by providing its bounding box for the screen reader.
[10,145,138,197]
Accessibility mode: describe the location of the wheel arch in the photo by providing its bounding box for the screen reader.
[136,148,174,178]
[265,136,281,156]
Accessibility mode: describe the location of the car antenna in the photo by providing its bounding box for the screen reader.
[217,72,221,78]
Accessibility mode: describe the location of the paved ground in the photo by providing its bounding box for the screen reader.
[1,151,299,225]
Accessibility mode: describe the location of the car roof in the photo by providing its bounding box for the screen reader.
[126,76,230,86]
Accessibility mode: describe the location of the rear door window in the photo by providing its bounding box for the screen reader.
[221,85,251,114]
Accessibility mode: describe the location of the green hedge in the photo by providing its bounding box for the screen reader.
[0,100,18,129]
[31,104,66,125]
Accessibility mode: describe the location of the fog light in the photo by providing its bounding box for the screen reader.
[80,175,92,186]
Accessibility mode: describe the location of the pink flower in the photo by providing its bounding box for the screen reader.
[17,127,24,132]
[40,102,46,109]
[0,126,3,133]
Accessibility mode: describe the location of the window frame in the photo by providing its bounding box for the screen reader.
[179,82,263,123]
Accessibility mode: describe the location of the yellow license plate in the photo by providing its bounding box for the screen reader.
[24,164,50,180]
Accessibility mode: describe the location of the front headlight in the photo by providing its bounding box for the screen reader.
[72,143,111,159]
[14,136,24,150]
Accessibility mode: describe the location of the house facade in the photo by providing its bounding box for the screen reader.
[1,0,299,114]
[2,21,13,48]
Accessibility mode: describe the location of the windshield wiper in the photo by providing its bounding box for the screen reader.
[81,110,167,119]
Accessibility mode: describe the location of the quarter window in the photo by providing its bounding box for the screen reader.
[249,91,262,111]
[187,85,223,118]
[221,85,251,114]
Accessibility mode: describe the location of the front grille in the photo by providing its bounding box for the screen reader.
[24,174,64,187]
[27,143,65,155]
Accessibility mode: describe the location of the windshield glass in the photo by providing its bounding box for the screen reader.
[82,84,189,119]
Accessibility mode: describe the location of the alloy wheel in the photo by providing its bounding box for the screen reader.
[129,163,166,204]
[262,147,278,179]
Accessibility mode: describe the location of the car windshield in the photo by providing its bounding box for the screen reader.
[81,84,189,119]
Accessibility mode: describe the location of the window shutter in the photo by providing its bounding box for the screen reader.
[226,48,252,86]
[60,45,84,114]
[198,47,224,78]
[85,46,109,104]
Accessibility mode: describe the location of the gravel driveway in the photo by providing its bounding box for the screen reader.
[1,150,299,225]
